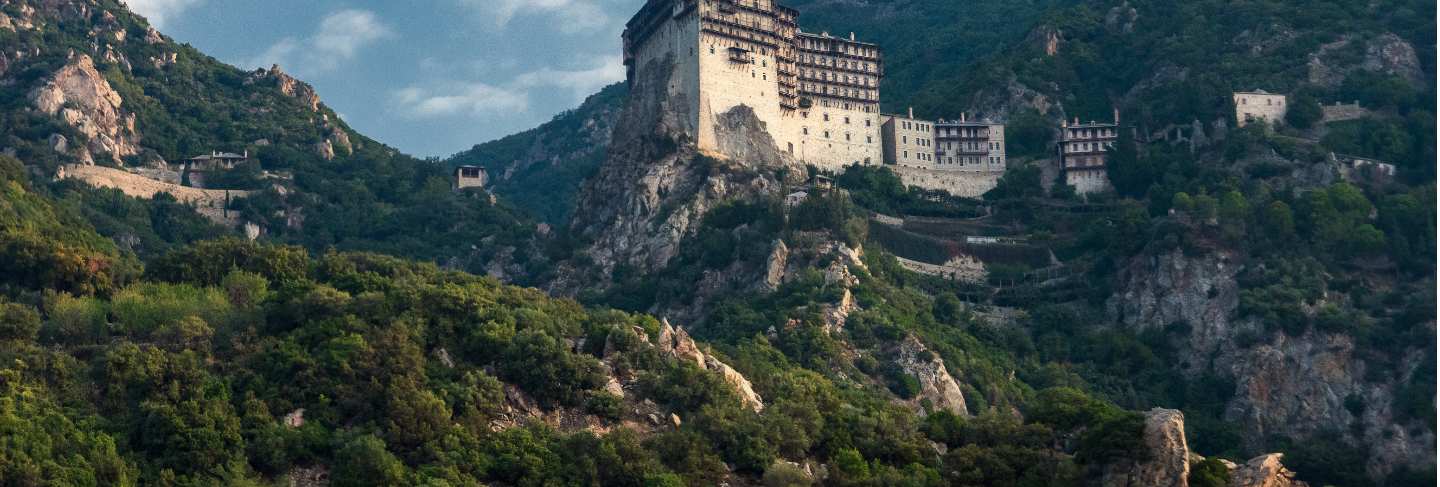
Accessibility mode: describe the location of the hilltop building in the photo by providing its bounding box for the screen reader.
[1234,90,1287,128]
[624,0,882,172]
[1059,111,1120,194]
[935,113,1005,173]
[187,150,249,171]
[881,108,932,168]
[623,0,1006,197]
[455,165,488,189]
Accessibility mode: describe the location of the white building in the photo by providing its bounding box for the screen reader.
[1234,90,1288,128]
[623,0,883,173]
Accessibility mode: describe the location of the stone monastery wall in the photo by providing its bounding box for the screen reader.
[58,164,252,225]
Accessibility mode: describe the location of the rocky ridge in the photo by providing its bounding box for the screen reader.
[1109,248,1435,478]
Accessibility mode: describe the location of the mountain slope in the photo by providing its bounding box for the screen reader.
[447,83,626,224]
[1,0,542,274]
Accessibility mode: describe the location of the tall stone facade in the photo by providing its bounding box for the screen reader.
[935,113,1005,173]
[880,108,932,168]
[623,0,882,172]
[1059,114,1119,194]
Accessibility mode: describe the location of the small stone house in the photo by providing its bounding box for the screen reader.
[1233,90,1288,128]
[455,165,488,189]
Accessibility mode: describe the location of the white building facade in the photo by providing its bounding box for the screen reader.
[623,0,883,173]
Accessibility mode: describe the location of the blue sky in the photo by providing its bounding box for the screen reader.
[125,0,644,158]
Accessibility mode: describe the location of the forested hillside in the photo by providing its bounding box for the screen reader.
[0,0,1434,486]
[0,0,540,273]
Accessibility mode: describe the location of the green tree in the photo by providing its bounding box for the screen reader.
[332,434,409,487]
[1285,93,1323,129]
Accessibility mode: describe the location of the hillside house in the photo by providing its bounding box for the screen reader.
[1234,90,1288,128]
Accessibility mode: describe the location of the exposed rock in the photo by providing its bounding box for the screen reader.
[824,260,859,287]
[30,54,141,164]
[1308,34,1424,88]
[704,354,764,413]
[1105,408,1190,487]
[656,319,764,412]
[565,53,800,283]
[821,288,858,335]
[895,335,968,416]
[248,64,322,112]
[434,347,454,368]
[763,239,789,291]
[286,465,329,487]
[48,133,68,154]
[1109,248,1435,478]
[1105,2,1138,34]
[148,52,177,70]
[1030,25,1062,57]
[1228,454,1309,487]
[314,140,335,161]
[141,25,163,43]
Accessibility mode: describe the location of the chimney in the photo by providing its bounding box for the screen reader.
[850,32,856,41]
[908,107,914,119]
[1113,108,1121,124]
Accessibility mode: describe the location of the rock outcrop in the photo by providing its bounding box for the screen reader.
[1226,453,1308,487]
[565,53,801,283]
[763,239,789,291]
[1106,408,1311,487]
[30,54,141,164]
[895,335,969,416]
[249,64,322,112]
[1104,408,1190,487]
[1308,33,1424,88]
[1109,248,1435,478]
[657,319,764,413]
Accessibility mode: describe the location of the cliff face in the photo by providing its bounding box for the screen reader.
[563,53,802,285]
[1106,408,1310,487]
[1108,248,1435,478]
[30,54,141,164]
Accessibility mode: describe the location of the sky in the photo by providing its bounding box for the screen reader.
[123,0,644,158]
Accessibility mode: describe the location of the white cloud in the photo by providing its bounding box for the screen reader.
[458,0,612,33]
[124,0,203,28]
[392,55,624,119]
[245,9,394,75]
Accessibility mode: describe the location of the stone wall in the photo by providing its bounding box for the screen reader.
[1321,101,1369,123]
[890,165,1000,198]
[895,255,987,283]
[58,164,253,225]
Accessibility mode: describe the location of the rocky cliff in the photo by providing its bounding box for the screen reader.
[1106,408,1311,487]
[30,53,141,164]
[1109,248,1435,478]
[561,53,802,287]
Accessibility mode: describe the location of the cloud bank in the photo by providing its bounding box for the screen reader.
[393,55,624,119]
[246,9,394,75]
[124,0,203,28]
